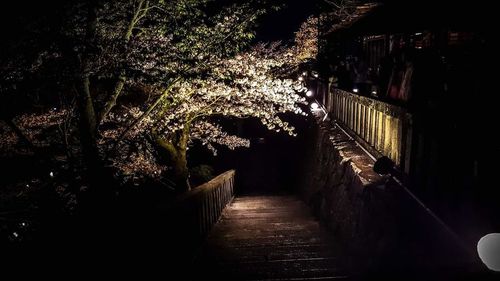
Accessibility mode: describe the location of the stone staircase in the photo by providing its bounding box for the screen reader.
[193,195,348,280]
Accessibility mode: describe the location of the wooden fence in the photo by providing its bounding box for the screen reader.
[329,89,412,171]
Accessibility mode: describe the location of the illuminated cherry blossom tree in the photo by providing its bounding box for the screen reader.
[107,40,310,190]
[1,0,319,193]
[1,0,270,184]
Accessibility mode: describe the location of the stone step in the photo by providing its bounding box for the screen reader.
[201,244,338,263]
[193,195,346,280]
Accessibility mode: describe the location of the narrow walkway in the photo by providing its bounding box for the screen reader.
[193,195,347,280]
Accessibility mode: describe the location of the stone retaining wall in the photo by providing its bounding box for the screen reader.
[299,120,475,275]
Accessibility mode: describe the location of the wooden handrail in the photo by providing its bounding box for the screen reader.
[167,170,235,242]
[175,170,235,205]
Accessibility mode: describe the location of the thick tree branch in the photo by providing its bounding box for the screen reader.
[115,76,183,143]
[96,0,148,126]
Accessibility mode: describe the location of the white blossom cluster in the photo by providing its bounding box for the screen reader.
[14,109,70,147]
[190,121,250,155]
[112,149,165,178]
[147,43,308,153]
[0,123,20,153]
[292,16,319,61]
[102,106,154,145]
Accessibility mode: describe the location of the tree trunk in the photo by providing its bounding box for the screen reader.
[75,74,117,213]
[173,146,189,192]
[175,125,190,191]
[153,124,191,192]
[73,1,116,206]
[75,0,100,176]
[75,76,99,173]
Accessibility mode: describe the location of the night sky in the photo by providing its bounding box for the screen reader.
[1,0,317,47]
[255,0,317,42]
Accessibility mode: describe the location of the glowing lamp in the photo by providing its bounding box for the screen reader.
[477,233,500,271]
[310,102,319,110]
[353,88,359,93]
[306,90,313,97]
